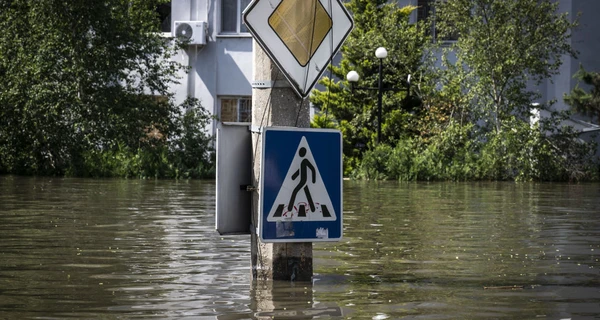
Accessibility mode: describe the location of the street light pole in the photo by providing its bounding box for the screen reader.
[375,47,387,144]
[377,54,383,143]
[347,47,411,145]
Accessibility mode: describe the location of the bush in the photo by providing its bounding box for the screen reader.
[169,98,215,179]
[355,121,478,181]
[65,98,215,179]
[353,117,599,182]
[386,137,420,181]
[353,144,393,180]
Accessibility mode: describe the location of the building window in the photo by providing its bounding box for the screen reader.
[417,0,433,23]
[417,0,458,42]
[156,3,171,33]
[221,0,250,34]
[220,97,252,122]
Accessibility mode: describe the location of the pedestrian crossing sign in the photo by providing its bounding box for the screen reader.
[259,127,342,242]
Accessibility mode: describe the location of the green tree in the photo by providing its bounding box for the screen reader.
[311,0,431,174]
[434,0,577,133]
[0,0,203,176]
[564,67,600,124]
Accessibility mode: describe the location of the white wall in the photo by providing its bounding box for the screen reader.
[170,0,253,135]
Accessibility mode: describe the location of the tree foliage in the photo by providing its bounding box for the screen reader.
[564,67,600,123]
[0,0,213,177]
[322,0,598,181]
[311,0,431,174]
[357,113,598,182]
[434,0,578,133]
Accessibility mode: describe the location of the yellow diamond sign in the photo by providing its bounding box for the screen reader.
[244,0,354,98]
[268,0,332,67]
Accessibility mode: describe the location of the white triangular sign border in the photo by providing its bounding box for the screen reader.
[243,0,354,97]
[266,136,337,222]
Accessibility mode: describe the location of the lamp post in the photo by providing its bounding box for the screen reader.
[347,47,410,144]
[375,47,386,144]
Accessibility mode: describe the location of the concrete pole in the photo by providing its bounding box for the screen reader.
[250,41,313,282]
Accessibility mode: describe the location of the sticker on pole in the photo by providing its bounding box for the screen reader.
[266,136,336,222]
[259,127,342,242]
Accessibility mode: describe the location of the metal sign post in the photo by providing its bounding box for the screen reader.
[243,0,353,281]
[249,44,313,281]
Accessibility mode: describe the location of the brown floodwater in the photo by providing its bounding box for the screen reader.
[0,176,599,319]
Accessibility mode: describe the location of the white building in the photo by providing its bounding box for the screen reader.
[161,0,253,136]
[162,0,600,136]
[411,0,600,134]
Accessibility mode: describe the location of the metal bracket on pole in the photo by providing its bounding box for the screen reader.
[240,184,257,192]
[252,80,291,89]
[249,125,262,134]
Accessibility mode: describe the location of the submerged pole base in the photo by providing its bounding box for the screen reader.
[251,236,313,282]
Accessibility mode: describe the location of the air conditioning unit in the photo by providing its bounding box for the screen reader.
[173,21,207,46]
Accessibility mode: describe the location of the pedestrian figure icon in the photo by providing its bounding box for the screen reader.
[288,147,316,213]
[266,136,336,222]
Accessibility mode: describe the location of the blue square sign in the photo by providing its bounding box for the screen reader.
[260,127,342,242]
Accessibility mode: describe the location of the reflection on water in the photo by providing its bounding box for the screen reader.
[0,176,599,319]
[0,177,249,319]
[315,182,600,319]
